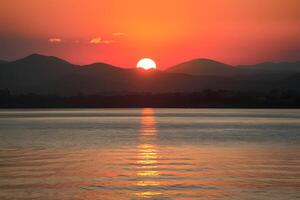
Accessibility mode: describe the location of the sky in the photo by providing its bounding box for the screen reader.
[0,0,299,69]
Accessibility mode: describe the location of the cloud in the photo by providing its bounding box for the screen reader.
[112,32,125,36]
[47,37,114,45]
[48,38,62,43]
[89,37,102,44]
[90,37,114,45]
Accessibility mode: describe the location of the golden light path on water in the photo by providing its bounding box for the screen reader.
[135,108,161,198]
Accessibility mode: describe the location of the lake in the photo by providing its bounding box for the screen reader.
[0,109,299,200]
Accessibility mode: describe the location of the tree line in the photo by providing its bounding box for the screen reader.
[0,89,300,108]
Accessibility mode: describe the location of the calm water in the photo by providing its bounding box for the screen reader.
[0,109,299,200]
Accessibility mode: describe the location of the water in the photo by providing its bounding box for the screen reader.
[0,109,299,200]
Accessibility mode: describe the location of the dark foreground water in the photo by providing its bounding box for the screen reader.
[0,109,299,200]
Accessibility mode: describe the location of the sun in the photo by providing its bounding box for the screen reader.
[136,58,157,70]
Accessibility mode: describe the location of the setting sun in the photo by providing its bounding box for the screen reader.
[137,58,157,70]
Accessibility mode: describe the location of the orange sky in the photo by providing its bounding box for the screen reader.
[0,0,299,69]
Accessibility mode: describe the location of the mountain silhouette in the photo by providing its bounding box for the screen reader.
[0,54,299,95]
[166,59,237,76]
[0,54,77,94]
[238,61,300,72]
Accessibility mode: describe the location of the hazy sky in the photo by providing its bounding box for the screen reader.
[0,0,299,69]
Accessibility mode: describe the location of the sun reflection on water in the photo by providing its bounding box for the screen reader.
[135,108,161,198]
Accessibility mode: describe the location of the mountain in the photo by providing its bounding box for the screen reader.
[0,54,77,94]
[0,54,127,94]
[166,59,300,81]
[0,54,299,95]
[238,61,300,72]
[166,59,237,76]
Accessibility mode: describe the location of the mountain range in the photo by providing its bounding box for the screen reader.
[0,54,299,95]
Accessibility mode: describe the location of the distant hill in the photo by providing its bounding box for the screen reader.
[166,59,237,76]
[0,54,118,94]
[237,61,300,72]
[0,54,77,94]
[166,59,300,78]
[0,54,300,95]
